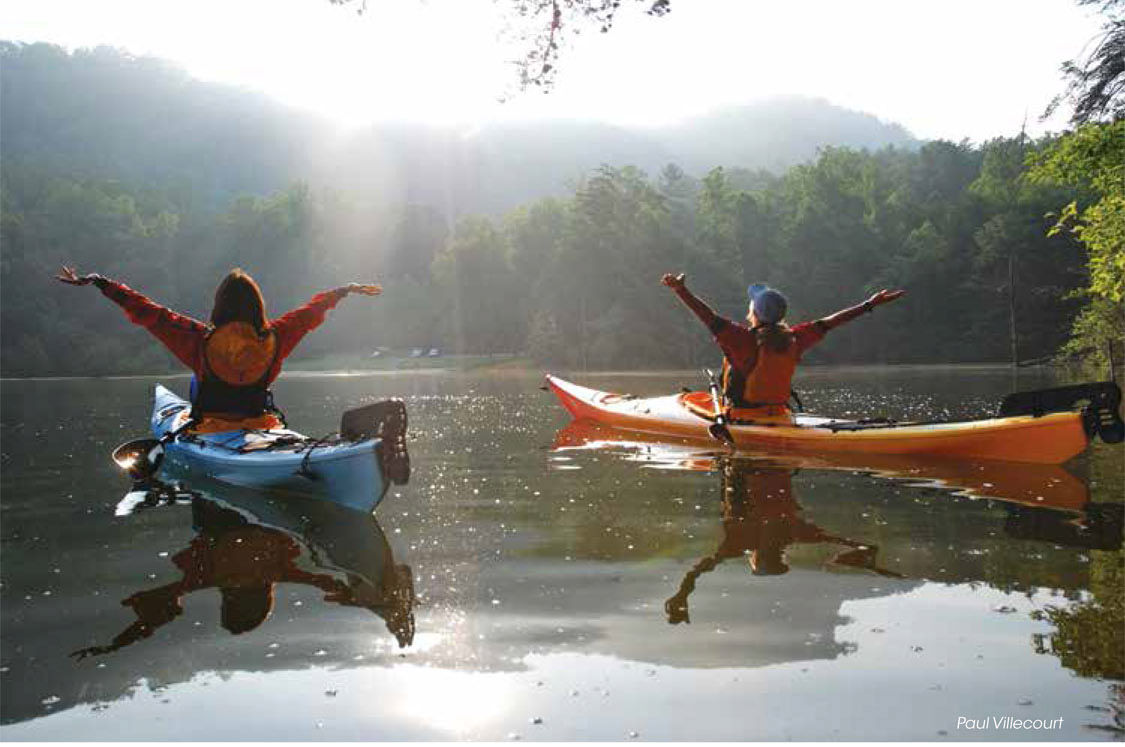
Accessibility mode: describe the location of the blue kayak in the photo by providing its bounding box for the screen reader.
[150,384,407,513]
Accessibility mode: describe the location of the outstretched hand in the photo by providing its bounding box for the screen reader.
[865,288,905,308]
[69,645,108,661]
[345,283,383,297]
[55,266,99,286]
[661,273,686,291]
[664,593,690,624]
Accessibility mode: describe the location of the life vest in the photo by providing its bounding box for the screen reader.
[718,468,798,560]
[191,322,281,423]
[721,325,799,423]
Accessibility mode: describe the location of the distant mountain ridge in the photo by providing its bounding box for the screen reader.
[306,104,916,216]
[659,98,918,173]
[1,42,918,215]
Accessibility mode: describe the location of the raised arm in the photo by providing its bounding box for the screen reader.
[664,553,722,625]
[661,273,728,334]
[816,289,905,332]
[55,266,206,370]
[271,283,382,359]
[68,583,185,660]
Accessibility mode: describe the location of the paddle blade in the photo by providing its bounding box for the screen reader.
[998,381,1119,417]
[114,481,196,516]
[111,438,164,480]
[341,399,408,441]
[708,422,735,448]
[341,399,411,486]
[998,381,1123,444]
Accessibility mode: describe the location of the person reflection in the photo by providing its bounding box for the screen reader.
[71,497,414,659]
[665,457,903,624]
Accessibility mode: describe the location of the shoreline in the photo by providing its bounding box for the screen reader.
[0,360,1060,383]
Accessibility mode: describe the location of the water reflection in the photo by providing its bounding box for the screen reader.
[553,418,1123,669]
[665,458,906,625]
[75,480,415,662]
[552,418,1118,516]
[2,372,1121,739]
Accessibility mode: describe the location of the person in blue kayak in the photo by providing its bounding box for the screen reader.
[70,497,415,657]
[661,273,905,423]
[56,266,381,432]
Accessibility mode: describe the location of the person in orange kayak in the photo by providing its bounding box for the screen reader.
[661,273,905,423]
[55,266,381,432]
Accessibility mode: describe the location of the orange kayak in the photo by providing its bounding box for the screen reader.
[545,375,1091,464]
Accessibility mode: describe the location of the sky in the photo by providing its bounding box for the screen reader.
[0,0,1107,141]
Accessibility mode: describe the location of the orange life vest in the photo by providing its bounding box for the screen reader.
[721,326,799,423]
[204,322,278,386]
[190,322,282,430]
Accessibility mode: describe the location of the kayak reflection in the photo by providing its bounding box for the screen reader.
[552,419,1098,511]
[74,482,414,660]
[552,419,1123,624]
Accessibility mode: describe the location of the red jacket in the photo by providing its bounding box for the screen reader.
[713,318,826,374]
[98,279,347,383]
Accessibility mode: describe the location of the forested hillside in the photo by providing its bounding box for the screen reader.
[0,41,1097,376]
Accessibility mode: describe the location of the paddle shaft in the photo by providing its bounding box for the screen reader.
[704,369,735,447]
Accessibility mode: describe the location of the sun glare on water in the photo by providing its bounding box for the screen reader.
[387,665,516,735]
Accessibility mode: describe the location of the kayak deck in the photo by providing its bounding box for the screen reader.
[546,375,1090,464]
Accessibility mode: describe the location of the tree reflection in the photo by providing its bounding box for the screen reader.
[1033,548,1124,733]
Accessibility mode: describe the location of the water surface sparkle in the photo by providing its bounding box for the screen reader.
[1,367,1121,740]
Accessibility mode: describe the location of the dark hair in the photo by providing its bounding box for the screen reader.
[211,269,267,332]
[219,586,274,634]
[756,322,794,354]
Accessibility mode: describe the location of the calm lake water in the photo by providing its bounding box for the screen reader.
[1,366,1122,741]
